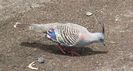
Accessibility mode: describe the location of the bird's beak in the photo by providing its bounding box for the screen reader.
[101,39,105,46]
[100,39,105,46]
[103,42,105,46]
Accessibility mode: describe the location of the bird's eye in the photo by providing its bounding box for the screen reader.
[99,39,104,42]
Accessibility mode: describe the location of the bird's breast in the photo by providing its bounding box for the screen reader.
[75,40,90,47]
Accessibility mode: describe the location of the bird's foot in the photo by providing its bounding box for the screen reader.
[56,44,80,56]
[65,48,80,56]
[56,44,66,54]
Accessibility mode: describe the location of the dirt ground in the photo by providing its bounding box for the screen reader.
[0,0,133,71]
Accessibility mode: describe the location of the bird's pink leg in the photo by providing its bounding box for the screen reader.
[56,44,66,54]
[56,44,80,56]
[66,48,80,56]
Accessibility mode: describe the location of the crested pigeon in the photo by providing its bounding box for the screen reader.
[14,22,105,55]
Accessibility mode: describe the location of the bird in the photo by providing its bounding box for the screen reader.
[14,22,105,56]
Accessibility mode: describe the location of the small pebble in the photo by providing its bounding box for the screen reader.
[86,12,93,16]
[37,57,45,64]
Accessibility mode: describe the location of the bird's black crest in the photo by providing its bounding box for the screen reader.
[102,23,105,34]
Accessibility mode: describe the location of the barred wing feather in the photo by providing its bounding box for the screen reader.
[53,23,87,46]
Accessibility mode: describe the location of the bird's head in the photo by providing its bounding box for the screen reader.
[89,32,105,46]
[92,25,105,46]
[90,24,105,46]
[90,13,105,46]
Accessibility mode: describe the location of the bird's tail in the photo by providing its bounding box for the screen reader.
[14,22,56,32]
[14,22,31,30]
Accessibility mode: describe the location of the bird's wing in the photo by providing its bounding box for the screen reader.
[49,23,88,46]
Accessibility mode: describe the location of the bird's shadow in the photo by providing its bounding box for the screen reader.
[20,42,108,56]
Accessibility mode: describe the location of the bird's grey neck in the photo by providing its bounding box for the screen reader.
[87,32,104,42]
